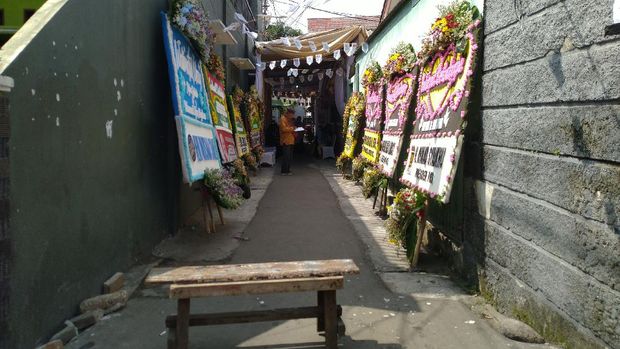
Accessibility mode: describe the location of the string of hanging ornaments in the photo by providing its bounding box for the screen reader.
[255,36,370,76]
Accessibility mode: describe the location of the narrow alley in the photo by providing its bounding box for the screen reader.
[66,157,553,349]
[1,0,618,348]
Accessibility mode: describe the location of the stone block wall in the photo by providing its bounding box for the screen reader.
[466,0,620,348]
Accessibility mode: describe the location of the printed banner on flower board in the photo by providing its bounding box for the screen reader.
[401,25,480,203]
[247,98,262,148]
[361,83,384,163]
[161,13,220,183]
[227,95,251,156]
[206,72,238,163]
[378,69,419,177]
[175,116,222,183]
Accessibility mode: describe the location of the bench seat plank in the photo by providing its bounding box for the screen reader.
[146,259,359,285]
[169,276,343,298]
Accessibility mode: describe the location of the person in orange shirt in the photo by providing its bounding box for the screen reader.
[279,109,296,175]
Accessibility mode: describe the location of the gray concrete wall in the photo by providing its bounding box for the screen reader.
[465,1,620,348]
[1,0,259,346]
[0,0,177,347]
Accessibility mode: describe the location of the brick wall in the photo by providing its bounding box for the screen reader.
[307,16,379,32]
[467,1,620,348]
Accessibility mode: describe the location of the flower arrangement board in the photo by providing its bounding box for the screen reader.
[206,72,237,164]
[361,83,385,163]
[401,22,480,203]
[245,90,263,148]
[226,95,251,157]
[162,13,220,183]
[342,93,365,158]
[378,68,419,177]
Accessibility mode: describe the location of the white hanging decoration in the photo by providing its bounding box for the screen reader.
[308,41,317,52]
[293,58,301,67]
[333,49,341,60]
[293,38,303,50]
[292,68,299,77]
[361,42,369,53]
[306,55,314,65]
[345,43,357,56]
[322,41,330,52]
[234,12,248,24]
[256,62,266,71]
[280,59,287,68]
[326,69,333,78]
[289,77,295,84]
[299,75,305,82]
[223,22,241,32]
[343,43,351,55]
[315,53,323,64]
[308,74,313,81]
[269,61,276,70]
[336,67,344,76]
[318,72,324,80]
[287,68,293,76]
[302,69,309,74]
[283,37,292,46]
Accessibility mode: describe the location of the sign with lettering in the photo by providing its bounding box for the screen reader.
[227,95,251,156]
[206,72,238,163]
[361,83,384,163]
[378,69,418,176]
[247,98,262,148]
[161,13,220,183]
[401,26,480,202]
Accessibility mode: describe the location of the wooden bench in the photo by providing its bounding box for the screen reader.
[145,259,360,349]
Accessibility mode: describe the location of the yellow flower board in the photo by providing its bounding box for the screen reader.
[361,130,381,162]
[226,95,251,156]
[342,93,365,158]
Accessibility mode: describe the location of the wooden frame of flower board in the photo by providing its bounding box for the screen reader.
[378,68,419,177]
[361,83,385,163]
[226,95,251,157]
[205,72,238,164]
[161,13,221,183]
[400,21,481,203]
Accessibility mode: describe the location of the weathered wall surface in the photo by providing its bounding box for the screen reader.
[468,0,620,348]
[0,0,177,347]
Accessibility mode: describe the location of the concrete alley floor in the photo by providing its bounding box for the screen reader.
[67,157,556,349]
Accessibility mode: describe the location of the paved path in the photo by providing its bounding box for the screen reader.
[67,158,554,348]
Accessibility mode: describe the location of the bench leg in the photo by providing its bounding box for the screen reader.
[177,298,190,349]
[167,325,177,349]
[317,291,325,332]
[323,290,338,349]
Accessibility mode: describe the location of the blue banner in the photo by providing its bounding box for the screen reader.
[161,13,220,183]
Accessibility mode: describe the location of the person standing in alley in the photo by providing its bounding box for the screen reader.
[279,108,295,175]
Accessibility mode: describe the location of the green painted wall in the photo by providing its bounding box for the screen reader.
[355,0,484,91]
[0,0,47,27]
[1,0,177,347]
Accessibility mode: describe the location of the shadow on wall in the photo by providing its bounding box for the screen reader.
[0,0,178,347]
